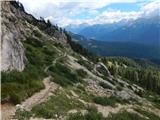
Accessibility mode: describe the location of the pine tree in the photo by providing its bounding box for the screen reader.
[133,71,139,82]
[47,20,52,27]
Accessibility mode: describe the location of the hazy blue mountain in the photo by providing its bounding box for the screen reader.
[71,33,160,60]
[78,20,129,39]
[65,23,89,34]
[79,16,159,46]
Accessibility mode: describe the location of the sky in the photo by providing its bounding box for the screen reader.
[19,0,159,27]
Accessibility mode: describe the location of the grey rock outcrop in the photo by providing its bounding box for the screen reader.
[94,62,112,77]
[1,2,26,71]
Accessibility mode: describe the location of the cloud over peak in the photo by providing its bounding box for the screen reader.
[19,0,159,27]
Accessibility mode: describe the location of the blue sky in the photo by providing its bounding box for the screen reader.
[19,0,159,26]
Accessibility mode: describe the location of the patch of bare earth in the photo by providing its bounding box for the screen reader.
[1,103,16,120]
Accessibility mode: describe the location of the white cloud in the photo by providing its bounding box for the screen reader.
[70,0,159,26]
[19,0,159,27]
[96,11,140,23]
[140,0,159,16]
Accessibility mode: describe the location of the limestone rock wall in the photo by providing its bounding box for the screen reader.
[1,2,26,71]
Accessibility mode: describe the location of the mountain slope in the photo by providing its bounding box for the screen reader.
[1,1,160,120]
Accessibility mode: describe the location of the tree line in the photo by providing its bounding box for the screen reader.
[103,57,160,95]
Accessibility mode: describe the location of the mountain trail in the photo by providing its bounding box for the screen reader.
[1,76,58,120]
[44,52,66,73]
[21,76,58,111]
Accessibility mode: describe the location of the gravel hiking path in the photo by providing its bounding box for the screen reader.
[21,76,58,111]
[1,77,58,120]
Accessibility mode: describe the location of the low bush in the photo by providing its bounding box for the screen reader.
[93,96,127,107]
[76,69,87,78]
[77,59,93,71]
[93,96,116,107]
[99,82,113,89]
[1,66,44,104]
[49,63,82,87]
[9,92,21,104]
[54,42,64,48]
[15,109,32,120]
[134,90,143,97]
[25,36,43,47]
[116,85,123,91]
[33,29,42,38]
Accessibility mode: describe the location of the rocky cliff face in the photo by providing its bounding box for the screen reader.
[1,2,27,71]
[1,1,67,71]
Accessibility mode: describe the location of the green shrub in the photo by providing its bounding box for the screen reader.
[104,78,116,86]
[68,113,85,120]
[77,59,93,71]
[93,96,116,107]
[99,82,113,89]
[93,96,127,107]
[15,109,32,120]
[24,44,45,66]
[134,90,143,97]
[77,84,86,91]
[9,92,21,104]
[54,42,64,48]
[85,107,106,120]
[49,63,82,87]
[76,69,87,78]
[1,64,45,104]
[116,85,123,91]
[25,37,43,47]
[33,29,42,38]
[53,74,74,87]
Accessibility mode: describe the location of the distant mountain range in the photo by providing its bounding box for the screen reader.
[66,10,160,45]
[67,10,160,60]
[78,16,159,46]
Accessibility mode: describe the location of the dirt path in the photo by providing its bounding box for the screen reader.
[1,103,16,120]
[21,76,58,111]
[1,77,58,120]
[44,52,66,73]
